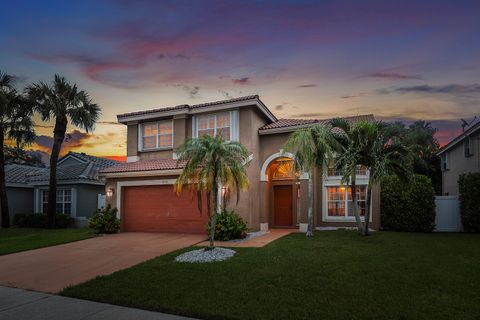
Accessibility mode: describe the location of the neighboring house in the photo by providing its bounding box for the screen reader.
[4,164,46,221]
[438,120,480,195]
[2,152,120,224]
[101,95,381,234]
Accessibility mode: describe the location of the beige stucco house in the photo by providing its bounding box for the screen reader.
[100,95,380,233]
[438,121,480,195]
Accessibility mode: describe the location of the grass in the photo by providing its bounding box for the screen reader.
[61,231,480,320]
[0,228,94,255]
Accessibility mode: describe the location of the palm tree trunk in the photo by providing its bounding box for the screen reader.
[350,175,364,234]
[209,172,218,248]
[306,170,314,237]
[0,124,10,228]
[47,118,67,228]
[363,183,372,236]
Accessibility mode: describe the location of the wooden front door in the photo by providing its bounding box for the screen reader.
[273,185,293,226]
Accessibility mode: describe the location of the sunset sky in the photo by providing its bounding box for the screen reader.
[1,0,479,161]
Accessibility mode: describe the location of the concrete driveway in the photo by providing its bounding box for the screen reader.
[0,233,205,293]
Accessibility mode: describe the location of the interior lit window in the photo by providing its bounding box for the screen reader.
[197,113,231,140]
[327,185,367,217]
[141,120,173,150]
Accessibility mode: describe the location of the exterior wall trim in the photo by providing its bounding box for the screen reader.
[115,179,177,219]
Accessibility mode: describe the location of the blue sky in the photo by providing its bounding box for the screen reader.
[1,0,479,158]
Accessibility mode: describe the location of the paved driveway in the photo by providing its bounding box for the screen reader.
[0,233,205,293]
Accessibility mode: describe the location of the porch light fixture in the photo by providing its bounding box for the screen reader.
[106,188,115,197]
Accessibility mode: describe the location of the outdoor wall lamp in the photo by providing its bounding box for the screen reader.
[106,188,115,197]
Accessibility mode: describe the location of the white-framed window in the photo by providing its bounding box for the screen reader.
[41,189,72,215]
[327,165,368,177]
[140,120,173,150]
[196,112,231,140]
[326,185,367,218]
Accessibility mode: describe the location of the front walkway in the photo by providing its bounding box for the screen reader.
[196,228,293,247]
[0,232,205,293]
[0,286,194,320]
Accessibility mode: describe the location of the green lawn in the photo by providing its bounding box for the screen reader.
[0,228,94,255]
[61,231,480,320]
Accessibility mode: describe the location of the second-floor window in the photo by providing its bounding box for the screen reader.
[141,120,173,150]
[197,112,231,140]
[327,165,367,177]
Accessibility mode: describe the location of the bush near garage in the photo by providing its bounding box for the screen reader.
[89,205,121,234]
[207,210,248,241]
[459,172,480,232]
[381,174,436,232]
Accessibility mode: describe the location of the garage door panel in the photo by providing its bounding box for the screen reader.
[122,185,208,233]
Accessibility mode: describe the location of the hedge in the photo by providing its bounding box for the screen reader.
[13,213,74,228]
[381,174,436,232]
[459,173,480,232]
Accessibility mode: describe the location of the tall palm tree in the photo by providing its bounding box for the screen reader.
[284,125,338,236]
[27,75,100,227]
[0,71,35,227]
[175,135,250,247]
[354,121,411,235]
[330,118,364,233]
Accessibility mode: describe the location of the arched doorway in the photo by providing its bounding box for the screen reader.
[262,156,299,227]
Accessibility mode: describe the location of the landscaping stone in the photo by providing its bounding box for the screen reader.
[175,247,236,263]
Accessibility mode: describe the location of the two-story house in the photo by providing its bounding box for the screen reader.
[100,95,380,233]
[438,120,480,195]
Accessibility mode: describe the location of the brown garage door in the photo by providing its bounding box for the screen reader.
[122,185,208,234]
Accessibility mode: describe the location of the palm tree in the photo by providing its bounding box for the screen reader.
[27,75,100,227]
[175,135,250,247]
[353,121,411,235]
[0,71,35,227]
[284,125,338,236]
[330,118,364,233]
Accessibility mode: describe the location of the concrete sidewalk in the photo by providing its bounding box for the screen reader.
[0,286,195,320]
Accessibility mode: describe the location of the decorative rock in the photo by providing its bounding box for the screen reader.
[175,247,236,263]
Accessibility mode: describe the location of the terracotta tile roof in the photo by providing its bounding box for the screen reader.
[117,95,260,119]
[259,114,375,131]
[100,159,185,174]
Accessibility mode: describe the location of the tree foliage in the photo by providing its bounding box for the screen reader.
[284,125,338,236]
[27,75,100,227]
[175,135,250,247]
[381,174,436,232]
[0,71,35,227]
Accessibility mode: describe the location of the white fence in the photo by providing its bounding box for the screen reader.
[434,196,462,232]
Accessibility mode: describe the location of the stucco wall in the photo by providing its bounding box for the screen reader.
[76,184,105,218]
[5,187,34,221]
[442,131,480,195]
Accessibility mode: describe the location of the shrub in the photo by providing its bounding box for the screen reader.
[13,213,74,228]
[381,174,436,232]
[207,210,248,241]
[89,205,120,234]
[459,173,480,232]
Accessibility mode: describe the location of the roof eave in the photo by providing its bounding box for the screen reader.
[259,123,318,135]
[100,169,183,178]
[437,123,480,155]
[117,97,277,124]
